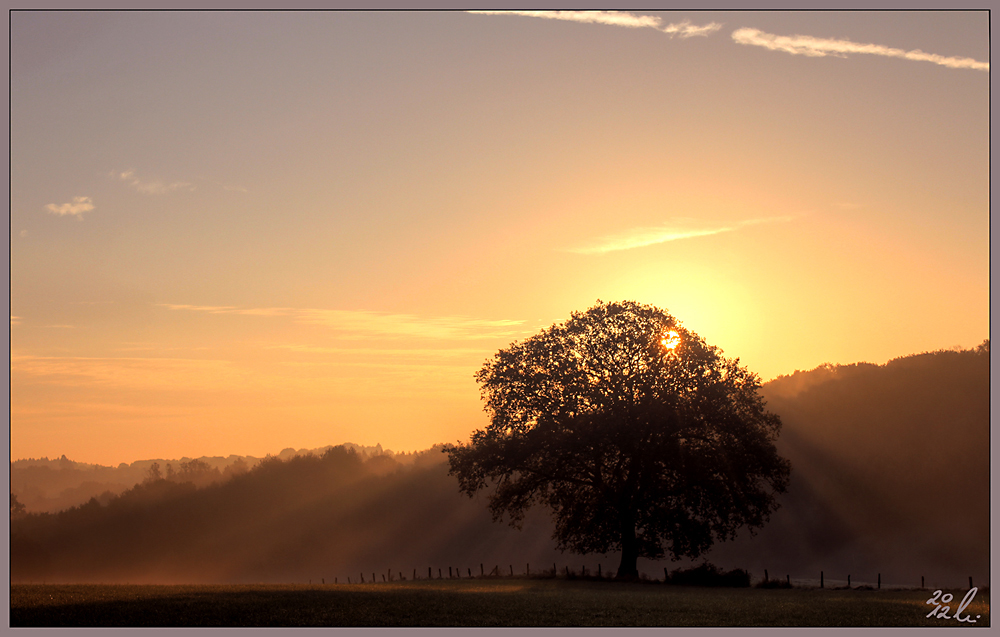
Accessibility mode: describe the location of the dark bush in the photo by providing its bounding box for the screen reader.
[668,563,751,587]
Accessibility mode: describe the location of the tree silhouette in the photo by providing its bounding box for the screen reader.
[144,462,162,483]
[445,300,790,578]
[10,493,26,518]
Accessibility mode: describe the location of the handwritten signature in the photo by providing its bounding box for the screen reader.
[926,588,983,623]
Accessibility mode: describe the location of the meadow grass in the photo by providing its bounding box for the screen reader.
[10,579,990,627]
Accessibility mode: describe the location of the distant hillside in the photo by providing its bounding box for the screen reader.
[10,344,989,587]
[706,342,989,587]
[12,445,563,584]
[11,443,401,514]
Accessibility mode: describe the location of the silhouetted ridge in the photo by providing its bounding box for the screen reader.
[10,442,406,514]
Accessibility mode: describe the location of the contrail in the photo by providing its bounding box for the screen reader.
[732,27,988,71]
[468,11,722,38]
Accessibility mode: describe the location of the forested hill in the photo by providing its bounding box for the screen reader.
[708,342,990,587]
[11,443,399,514]
[11,445,564,584]
[10,344,989,587]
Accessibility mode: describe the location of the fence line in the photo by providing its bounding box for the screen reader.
[308,564,985,592]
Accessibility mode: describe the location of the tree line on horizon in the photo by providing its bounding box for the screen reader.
[10,443,404,515]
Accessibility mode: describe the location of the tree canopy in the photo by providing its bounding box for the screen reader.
[444,300,790,578]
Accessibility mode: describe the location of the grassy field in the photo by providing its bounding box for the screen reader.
[10,579,990,627]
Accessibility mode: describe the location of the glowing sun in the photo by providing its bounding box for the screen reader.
[660,330,681,350]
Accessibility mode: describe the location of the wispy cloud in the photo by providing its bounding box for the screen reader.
[44,196,94,217]
[568,216,795,254]
[295,310,526,340]
[159,304,243,314]
[732,27,989,71]
[111,169,195,195]
[468,11,722,38]
[270,345,489,358]
[159,305,529,340]
[11,354,250,391]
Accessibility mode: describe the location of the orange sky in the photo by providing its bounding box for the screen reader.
[9,11,989,466]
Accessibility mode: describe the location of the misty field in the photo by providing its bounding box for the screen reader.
[11,580,989,627]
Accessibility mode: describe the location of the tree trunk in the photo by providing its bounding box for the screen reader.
[616,515,639,579]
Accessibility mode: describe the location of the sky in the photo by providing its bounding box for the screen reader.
[9,11,989,466]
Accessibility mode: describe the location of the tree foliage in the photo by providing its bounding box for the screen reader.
[445,300,790,577]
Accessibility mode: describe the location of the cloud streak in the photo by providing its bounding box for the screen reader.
[568,216,794,254]
[270,345,489,358]
[159,305,529,340]
[45,196,94,217]
[111,169,195,195]
[468,11,722,38]
[732,27,989,71]
[11,354,250,391]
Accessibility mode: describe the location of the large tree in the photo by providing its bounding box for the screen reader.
[444,300,790,578]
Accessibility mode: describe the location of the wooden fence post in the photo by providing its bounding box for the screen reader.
[786,574,790,586]
[481,563,484,576]
[348,577,351,584]
[820,571,824,588]
[382,574,386,582]
[527,563,530,575]
[429,567,432,579]
[438,568,442,579]
[877,573,880,589]
[468,568,472,577]
[553,563,556,576]
[449,567,452,578]
[414,568,417,580]
[970,576,974,589]
[664,567,668,582]
[360,573,364,583]
[921,576,924,589]
[598,564,602,578]
[764,569,769,582]
[848,575,851,587]
[510,565,513,576]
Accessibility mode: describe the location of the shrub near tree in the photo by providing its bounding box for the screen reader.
[445,300,790,579]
